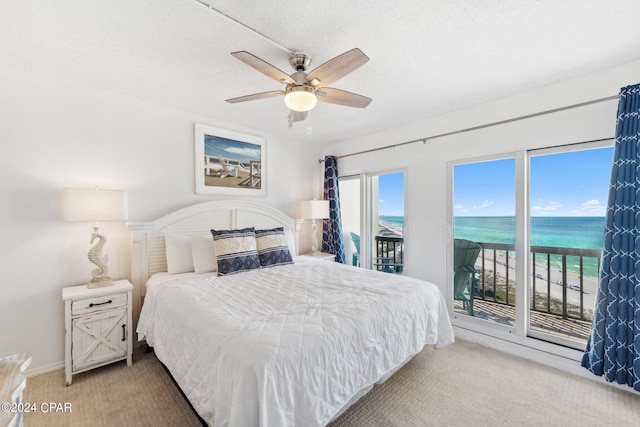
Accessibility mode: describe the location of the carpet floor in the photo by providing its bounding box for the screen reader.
[24,339,640,426]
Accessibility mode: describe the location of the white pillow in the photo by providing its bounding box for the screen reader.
[164,234,194,274]
[191,235,217,274]
[283,227,297,255]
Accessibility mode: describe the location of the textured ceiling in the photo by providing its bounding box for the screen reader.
[2,0,640,145]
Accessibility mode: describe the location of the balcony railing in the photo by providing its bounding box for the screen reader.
[473,242,600,323]
[374,235,404,274]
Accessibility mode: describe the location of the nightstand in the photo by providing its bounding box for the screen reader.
[62,280,133,385]
[301,252,336,262]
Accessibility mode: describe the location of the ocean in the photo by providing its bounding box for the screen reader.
[456,216,605,279]
[379,215,405,230]
[379,215,605,277]
[454,216,605,249]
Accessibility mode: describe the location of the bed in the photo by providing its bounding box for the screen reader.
[129,200,454,426]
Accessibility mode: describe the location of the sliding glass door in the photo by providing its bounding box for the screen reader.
[339,171,406,273]
[453,158,517,326]
[528,146,612,347]
[450,142,613,350]
[374,172,405,273]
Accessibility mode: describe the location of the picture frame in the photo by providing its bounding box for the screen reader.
[194,124,266,196]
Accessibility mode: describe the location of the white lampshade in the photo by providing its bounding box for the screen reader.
[284,86,317,112]
[62,188,128,222]
[299,200,330,220]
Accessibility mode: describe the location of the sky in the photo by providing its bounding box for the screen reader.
[454,146,614,217]
[378,172,405,216]
[204,135,261,163]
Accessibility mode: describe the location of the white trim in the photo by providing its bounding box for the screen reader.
[515,151,529,337]
[529,137,614,157]
[26,361,64,378]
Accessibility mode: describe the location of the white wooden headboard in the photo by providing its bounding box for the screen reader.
[127,200,302,310]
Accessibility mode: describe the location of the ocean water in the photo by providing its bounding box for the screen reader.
[379,215,605,277]
[455,216,605,278]
[454,216,605,249]
[379,215,405,229]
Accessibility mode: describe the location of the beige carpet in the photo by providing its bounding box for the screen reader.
[24,340,640,426]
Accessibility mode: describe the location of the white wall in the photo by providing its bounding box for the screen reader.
[0,66,321,372]
[323,60,640,293]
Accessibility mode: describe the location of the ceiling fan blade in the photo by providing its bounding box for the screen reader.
[231,51,295,85]
[226,90,284,104]
[316,87,372,108]
[306,48,369,88]
[291,110,308,122]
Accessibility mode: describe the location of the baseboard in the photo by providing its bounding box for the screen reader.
[26,361,64,377]
[454,326,637,395]
[26,340,145,378]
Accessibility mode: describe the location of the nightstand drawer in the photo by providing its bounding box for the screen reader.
[71,292,127,315]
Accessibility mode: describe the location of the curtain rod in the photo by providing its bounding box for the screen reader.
[318,94,620,163]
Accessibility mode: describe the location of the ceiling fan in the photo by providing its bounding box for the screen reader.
[225,48,372,124]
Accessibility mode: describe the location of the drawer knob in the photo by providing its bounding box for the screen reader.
[88,299,112,308]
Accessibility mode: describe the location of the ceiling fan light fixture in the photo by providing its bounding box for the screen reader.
[284,85,317,112]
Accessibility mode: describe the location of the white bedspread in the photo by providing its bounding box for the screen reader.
[137,257,454,426]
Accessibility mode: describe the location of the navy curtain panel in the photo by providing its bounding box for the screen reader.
[322,156,346,263]
[582,83,640,391]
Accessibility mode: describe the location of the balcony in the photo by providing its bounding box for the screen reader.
[374,235,404,274]
[455,241,599,343]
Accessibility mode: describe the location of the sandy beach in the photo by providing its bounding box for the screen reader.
[378,221,403,236]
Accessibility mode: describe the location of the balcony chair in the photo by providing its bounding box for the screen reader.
[453,238,482,316]
[350,232,360,267]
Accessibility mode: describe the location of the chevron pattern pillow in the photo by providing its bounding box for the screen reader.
[255,227,294,268]
[211,227,261,275]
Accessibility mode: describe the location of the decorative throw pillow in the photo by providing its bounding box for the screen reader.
[191,235,217,274]
[255,227,294,268]
[211,227,261,275]
[164,234,195,274]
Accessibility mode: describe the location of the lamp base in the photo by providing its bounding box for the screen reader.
[87,226,113,288]
[88,277,114,289]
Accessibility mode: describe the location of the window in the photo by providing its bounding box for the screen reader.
[450,142,613,350]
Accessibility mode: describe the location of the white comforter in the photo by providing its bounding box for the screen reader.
[137,257,454,426]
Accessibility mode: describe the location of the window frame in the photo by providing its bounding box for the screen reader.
[446,139,613,357]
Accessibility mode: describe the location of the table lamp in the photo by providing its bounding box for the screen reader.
[62,188,128,288]
[299,199,330,256]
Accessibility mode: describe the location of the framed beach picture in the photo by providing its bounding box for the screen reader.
[194,124,266,196]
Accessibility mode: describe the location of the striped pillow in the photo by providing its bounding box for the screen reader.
[255,227,294,268]
[211,227,261,275]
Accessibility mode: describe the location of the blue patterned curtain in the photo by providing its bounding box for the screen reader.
[582,83,640,391]
[322,156,346,263]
